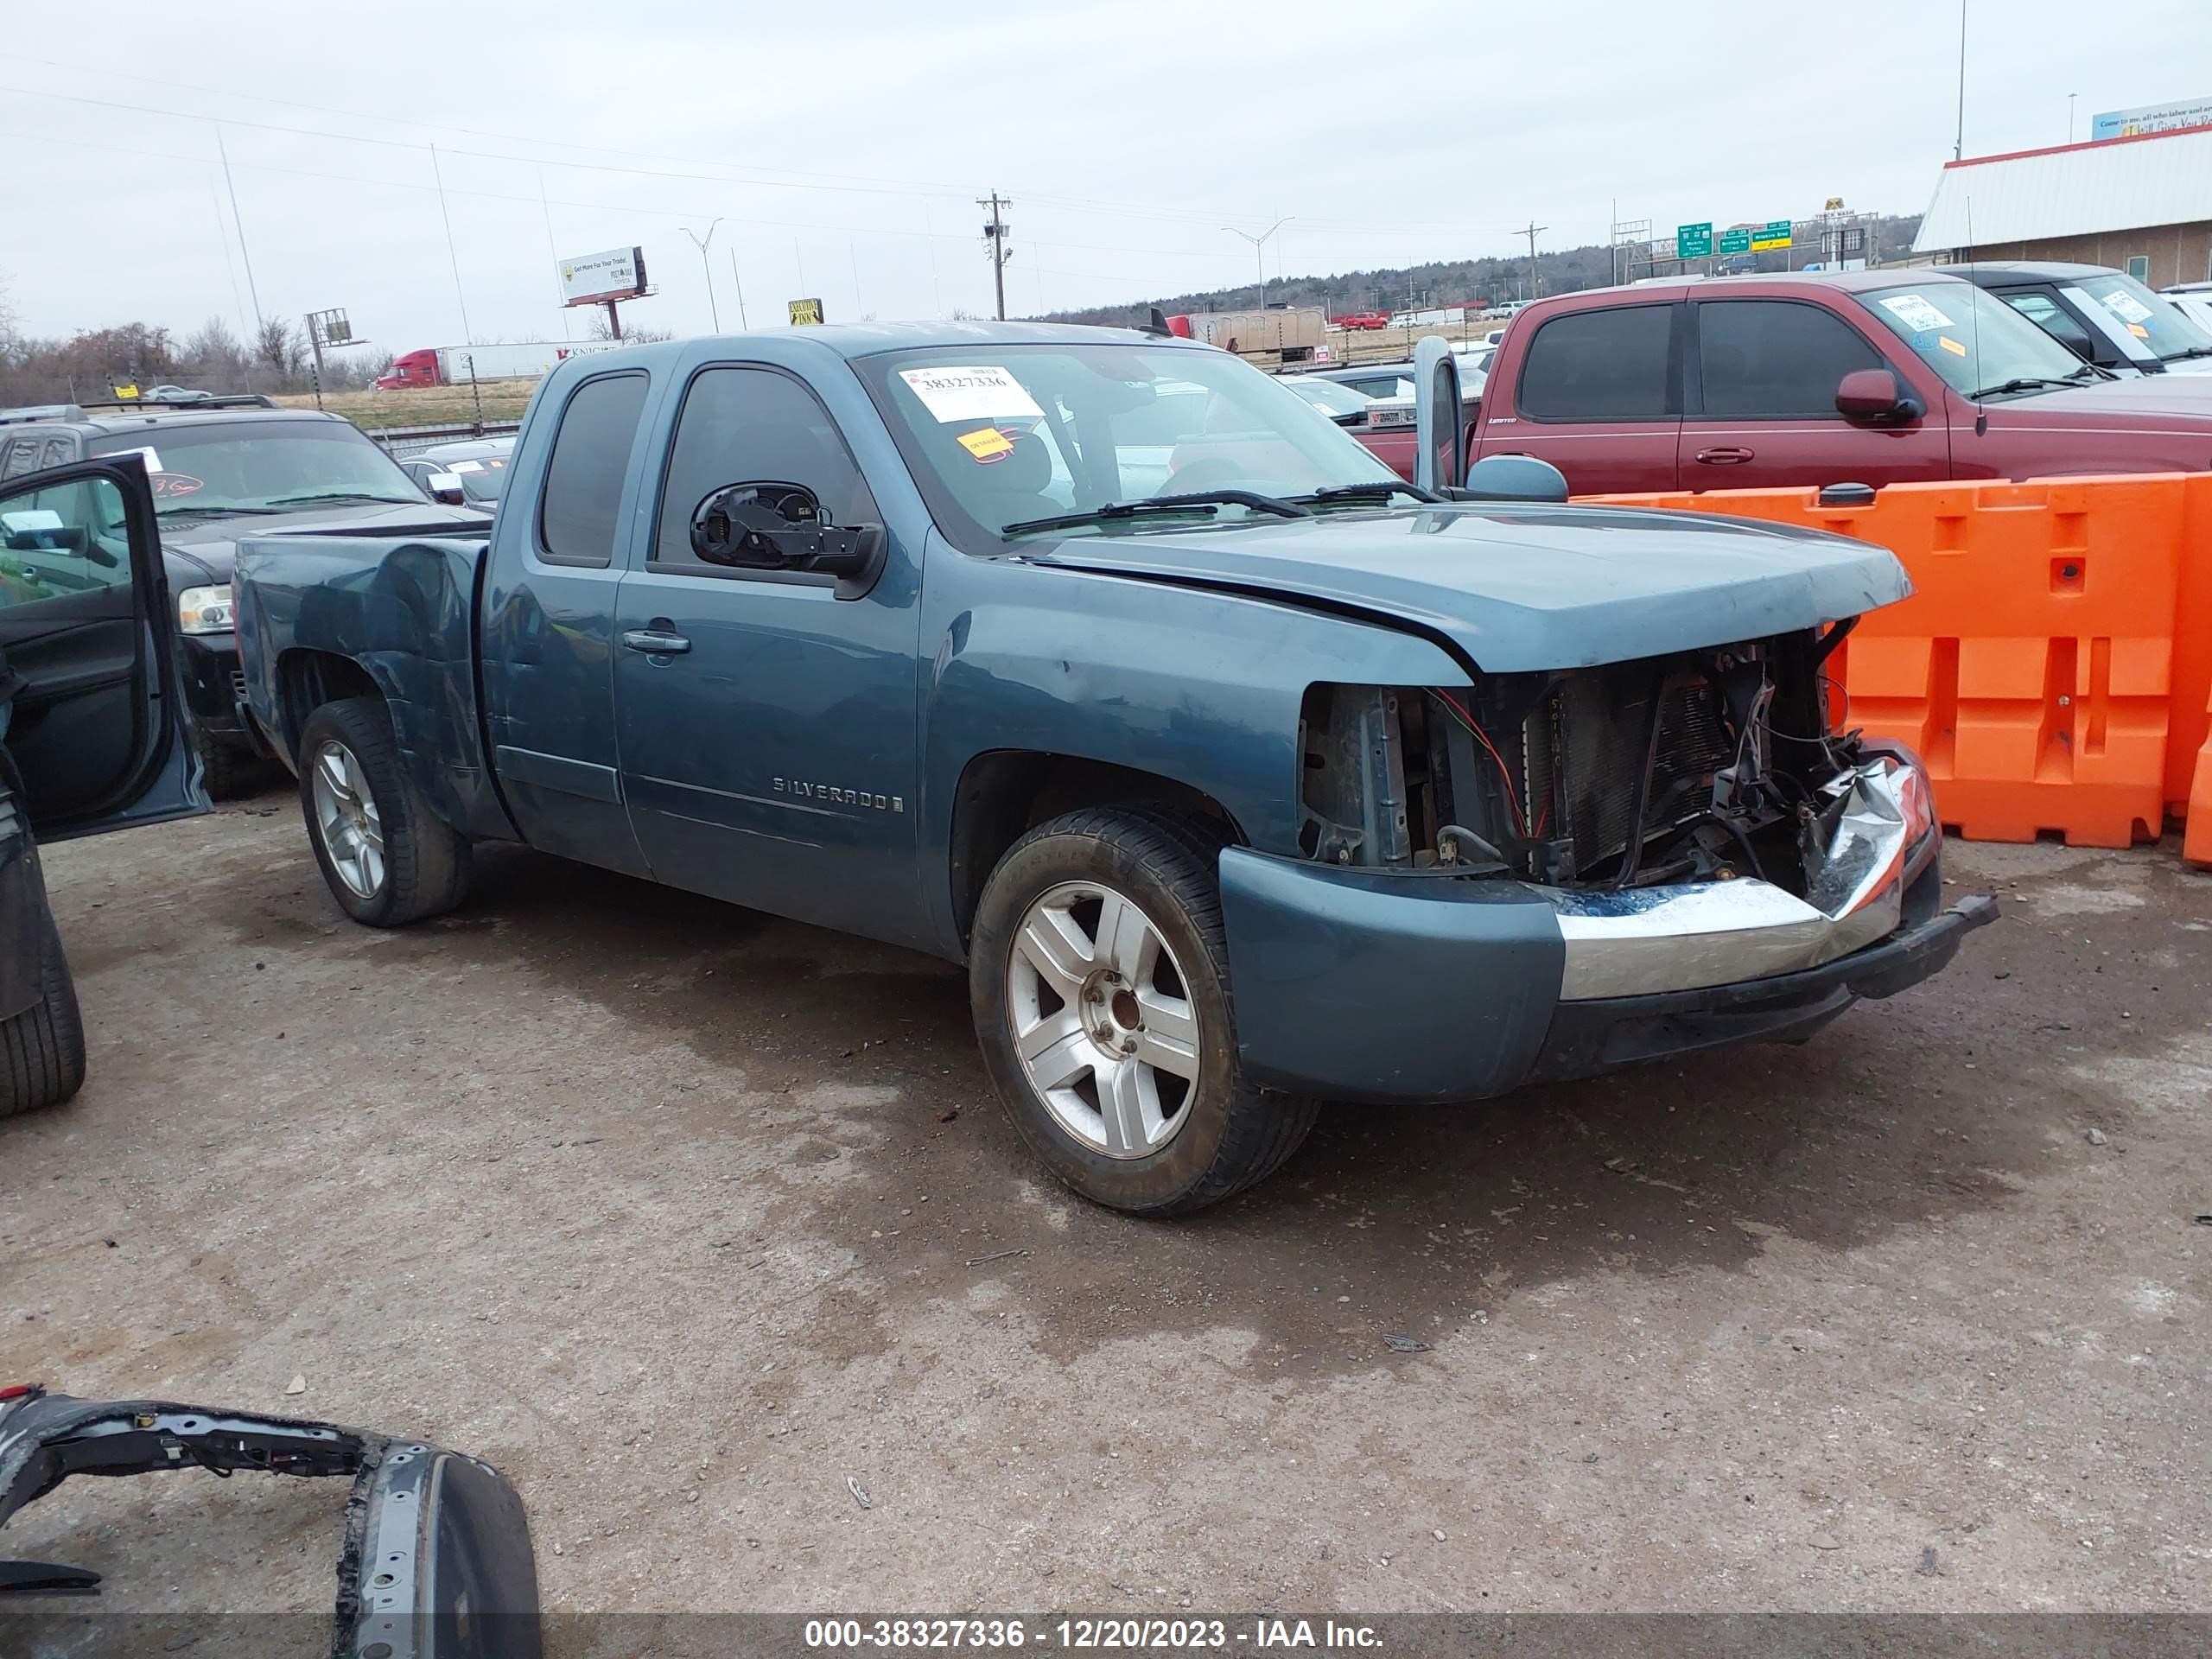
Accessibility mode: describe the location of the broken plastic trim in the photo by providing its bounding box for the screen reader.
[0,1386,540,1658]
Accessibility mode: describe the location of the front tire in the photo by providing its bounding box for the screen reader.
[969,808,1318,1216]
[298,696,472,927]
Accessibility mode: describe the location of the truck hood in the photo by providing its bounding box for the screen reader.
[1982,372,2212,423]
[159,499,491,583]
[1028,502,1909,672]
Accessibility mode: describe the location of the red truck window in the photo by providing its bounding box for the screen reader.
[1517,305,1674,422]
[1694,301,1885,419]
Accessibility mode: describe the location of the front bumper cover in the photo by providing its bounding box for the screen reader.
[1217,755,1995,1104]
[0,1386,540,1656]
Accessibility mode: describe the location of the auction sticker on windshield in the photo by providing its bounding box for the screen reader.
[1878,293,1955,333]
[957,426,1016,463]
[899,365,1045,424]
[2097,288,2156,325]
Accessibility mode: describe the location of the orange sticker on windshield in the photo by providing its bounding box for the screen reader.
[957,426,1015,463]
[2127,322,2151,338]
[1937,335,1968,356]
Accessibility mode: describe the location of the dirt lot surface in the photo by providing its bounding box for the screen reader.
[3,790,2207,1624]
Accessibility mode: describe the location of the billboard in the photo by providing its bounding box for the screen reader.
[559,246,648,306]
[2090,97,2212,141]
[788,297,824,327]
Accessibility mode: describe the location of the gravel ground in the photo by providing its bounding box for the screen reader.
[1,787,2206,1628]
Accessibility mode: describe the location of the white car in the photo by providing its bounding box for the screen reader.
[2164,283,2212,337]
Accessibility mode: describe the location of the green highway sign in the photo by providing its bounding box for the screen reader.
[1751,219,1793,251]
[1675,221,1713,258]
[1718,227,1752,255]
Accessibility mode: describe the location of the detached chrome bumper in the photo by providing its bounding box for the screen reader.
[1546,753,1938,1001]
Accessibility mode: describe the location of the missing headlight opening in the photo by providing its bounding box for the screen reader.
[1298,626,1871,894]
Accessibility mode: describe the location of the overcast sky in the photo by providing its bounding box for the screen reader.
[6,0,2211,352]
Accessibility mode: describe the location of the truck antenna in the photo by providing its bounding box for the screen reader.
[1965,194,1986,435]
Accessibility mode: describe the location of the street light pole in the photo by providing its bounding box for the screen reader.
[1222,218,1294,309]
[683,219,723,334]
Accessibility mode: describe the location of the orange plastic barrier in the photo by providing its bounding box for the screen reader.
[1583,475,2196,851]
[2178,474,2212,866]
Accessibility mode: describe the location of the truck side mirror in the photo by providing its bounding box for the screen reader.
[1457,453,1569,503]
[690,482,882,582]
[426,471,467,505]
[1835,368,1922,425]
[1412,336,1465,496]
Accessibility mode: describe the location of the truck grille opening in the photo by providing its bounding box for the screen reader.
[1300,628,1843,892]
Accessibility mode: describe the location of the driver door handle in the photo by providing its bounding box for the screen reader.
[622,628,690,655]
[1695,446,1756,465]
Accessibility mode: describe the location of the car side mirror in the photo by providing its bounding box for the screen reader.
[1412,336,1465,495]
[1452,453,1570,504]
[425,472,467,505]
[690,482,882,581]
[1836,368,1922,425]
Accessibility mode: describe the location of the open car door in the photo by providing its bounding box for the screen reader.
[0,454,207,841]
[0,454,208,1119]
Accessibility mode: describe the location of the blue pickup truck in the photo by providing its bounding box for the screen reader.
[232,323,1993,1214]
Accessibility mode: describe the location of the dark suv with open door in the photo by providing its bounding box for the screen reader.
[0,454,209,1120]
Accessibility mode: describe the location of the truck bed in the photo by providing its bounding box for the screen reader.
[232,526,517,842]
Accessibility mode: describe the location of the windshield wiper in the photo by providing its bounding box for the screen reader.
[1286,481,1442,507]
[1001,489,1312,537]
[261,492,429,508]
[2164,345,2212,361]
[155,503,283,517]
[1963,376,2083,398]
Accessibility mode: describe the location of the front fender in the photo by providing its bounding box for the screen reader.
[915,537,1464,951]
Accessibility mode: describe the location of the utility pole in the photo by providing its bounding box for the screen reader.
[429,141,474,344]
[683,219,723,333]
[304,311,325,410]
[979,193,1011,321]
[728,246,749,330]
[1223,218,1293,310]
[1522,220,1548,302]
[2068,91,2078,143]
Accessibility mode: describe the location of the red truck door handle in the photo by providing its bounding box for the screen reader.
[1694,446,1755,465]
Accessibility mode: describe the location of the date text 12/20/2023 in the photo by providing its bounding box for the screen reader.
[802,1619,1383,1649]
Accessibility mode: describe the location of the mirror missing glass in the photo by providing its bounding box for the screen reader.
[690,482,880,579]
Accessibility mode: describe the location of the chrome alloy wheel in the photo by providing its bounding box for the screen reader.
[310,739,385,900]
[1006,880,1202,1158]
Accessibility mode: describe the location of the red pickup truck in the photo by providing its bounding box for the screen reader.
[1439,270,2212,493]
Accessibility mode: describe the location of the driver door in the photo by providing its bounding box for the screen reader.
[0,456,208,840]
[610,362,928,949]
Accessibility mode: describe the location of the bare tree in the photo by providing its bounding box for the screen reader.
[255,316,302,378]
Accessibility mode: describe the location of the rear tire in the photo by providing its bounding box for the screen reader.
[0,905,86,1120]
[969,806,1319,1216]
[298,696,472,927]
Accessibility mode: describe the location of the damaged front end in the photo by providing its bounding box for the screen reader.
[1297,620,1993,1001]
[0,1383,539,1658]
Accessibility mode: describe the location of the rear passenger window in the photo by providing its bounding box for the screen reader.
[1695,301,1885,418]
[39,438,70,468]
[537,372,650,567]
[1517,306,1674,421]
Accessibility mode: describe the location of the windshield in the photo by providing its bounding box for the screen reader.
[2069,272,2212,360]
[1859,283,2092,396]
[855,342,1396,541]
[1279,377,1372,417]
[89,420,424,516]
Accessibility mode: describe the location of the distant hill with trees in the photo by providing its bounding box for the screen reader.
[1041,214,1923,326]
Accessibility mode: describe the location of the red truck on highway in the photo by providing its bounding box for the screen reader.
[1329,311,1390,330]
[1401,270,2212,493]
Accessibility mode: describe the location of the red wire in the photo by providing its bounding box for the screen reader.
[1437,691,1530,839]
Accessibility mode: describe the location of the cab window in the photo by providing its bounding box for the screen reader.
[1694,300,1885,418]
[1517,305,1675,421]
